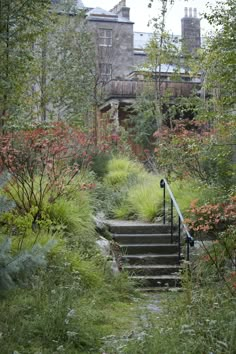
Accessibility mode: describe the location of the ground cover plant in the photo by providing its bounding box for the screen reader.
[124,277,236,354]
[0,246,138,353]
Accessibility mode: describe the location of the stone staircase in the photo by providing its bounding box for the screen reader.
[107,220,181,290]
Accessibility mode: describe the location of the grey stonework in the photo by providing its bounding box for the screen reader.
[87,19,134,79]
[181,7,201,53]
[85,2,201,80]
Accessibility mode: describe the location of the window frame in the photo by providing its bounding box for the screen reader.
[99,63,112,82]
[98,28,112,47]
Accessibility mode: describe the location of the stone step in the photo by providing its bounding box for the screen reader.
[106,220,181,288]
[138,287,182,292]
[120,243,179,255]
[122,254,180,265]
[131,275,181,288]
[123,264,180,276]
[107,221,175,235]
[113,233,178,244]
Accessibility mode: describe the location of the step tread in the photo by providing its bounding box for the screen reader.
[113,233,178,237]
[132,275,180,279]
[122,254,179,258]
[124,265,180,269]
[106,220,171,227]
[138,287,182,292]
[120,243,178,247]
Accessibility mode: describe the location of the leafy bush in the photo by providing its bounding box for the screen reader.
[186,196,236,234]
[0,123,94,223]
[93,182,129,218]
[192,226,236,294]
[0,172,15,215]
[91,151,112,178]
[154,119,236,189]
[0,238,54,291]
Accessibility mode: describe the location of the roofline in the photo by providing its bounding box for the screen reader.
[87,18,134,24]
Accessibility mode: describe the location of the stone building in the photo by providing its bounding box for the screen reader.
[80,0,202,143]
[86,1,134,80]
[53,1,202,144]
[84,1,201,80]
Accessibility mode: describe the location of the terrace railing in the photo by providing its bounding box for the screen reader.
[104,79,200,100]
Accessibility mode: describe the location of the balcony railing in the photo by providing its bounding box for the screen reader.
[104,79,200,100]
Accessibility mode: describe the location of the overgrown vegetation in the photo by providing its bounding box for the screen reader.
[0,0,235,352]
[0,123,138,352]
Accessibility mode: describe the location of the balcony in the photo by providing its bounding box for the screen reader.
[103,79,201,101]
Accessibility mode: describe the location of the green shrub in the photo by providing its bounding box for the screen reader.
[91,152,112,178]
[0,238,54,291]
[93,179,136,219]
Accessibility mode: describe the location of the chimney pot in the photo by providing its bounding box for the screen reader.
[184,7,188,17]
[189,7,193,17]
[193,8,197,18]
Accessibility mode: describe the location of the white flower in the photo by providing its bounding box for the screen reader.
[66,331,78,338]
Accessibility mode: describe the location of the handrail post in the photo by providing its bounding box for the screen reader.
[170,199,173,243]
[178,216,181,261]
[187,238,190,261]
[160,179,166,224]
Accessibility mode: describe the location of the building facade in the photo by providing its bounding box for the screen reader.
[84,1,201,81]
[52,0,202,145]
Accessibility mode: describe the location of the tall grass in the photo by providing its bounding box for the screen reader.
[0,245,137,353]
[112,174,162,221]
[104,156,146,187]
[123,268,236,354]
[47,191,94,236]
[127,178,163,221]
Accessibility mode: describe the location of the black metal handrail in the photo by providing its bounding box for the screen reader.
[160,178,194,261]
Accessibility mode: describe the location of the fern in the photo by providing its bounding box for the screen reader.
[0,238,55,291]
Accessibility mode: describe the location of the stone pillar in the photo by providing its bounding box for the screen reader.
[110,100,120,133]
[96,108,102,143]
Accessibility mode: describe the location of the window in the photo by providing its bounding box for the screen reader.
[99,63,112,82]
[99,29,112,47]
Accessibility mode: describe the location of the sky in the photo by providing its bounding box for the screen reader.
[82,0,218,35]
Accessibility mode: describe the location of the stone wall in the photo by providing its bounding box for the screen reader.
[87,20,134,79]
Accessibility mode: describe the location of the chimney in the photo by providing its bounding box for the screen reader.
[181,7,201,53]
[110,0,130,20]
